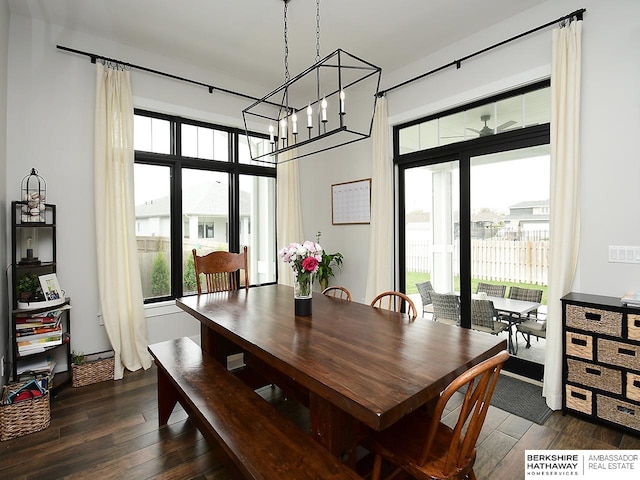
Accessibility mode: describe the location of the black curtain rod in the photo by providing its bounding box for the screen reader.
[378,7,586,97]
[56,44,270,104]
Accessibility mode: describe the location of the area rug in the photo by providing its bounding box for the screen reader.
[460,373,552,424]
[489,374,552,424]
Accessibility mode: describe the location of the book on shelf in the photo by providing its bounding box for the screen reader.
[18,336,63,354]
[16,325,61,337]
[16,328,63,343]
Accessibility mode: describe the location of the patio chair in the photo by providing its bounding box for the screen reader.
[507,286,543,311]
[471,299,510,335]
[516,313,547,348]
[476,282,506,298]
[430,292,460,326]
[415,281,435,317]
[502,286,544,354]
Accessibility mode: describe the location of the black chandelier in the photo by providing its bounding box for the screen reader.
[242,0,381,164]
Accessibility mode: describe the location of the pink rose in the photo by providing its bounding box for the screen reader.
[302,256,318,272]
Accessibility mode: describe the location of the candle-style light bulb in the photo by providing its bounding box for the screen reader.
[339,90,345,114]
[269,123,275,144]
[321,97,328,122]
[291,112,298,135]
[306,104,313,128]
[280,117,287,139]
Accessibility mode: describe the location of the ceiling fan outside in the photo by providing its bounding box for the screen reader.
[467,114,517,137]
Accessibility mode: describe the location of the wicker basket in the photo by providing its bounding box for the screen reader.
[0,380,50,441]
[72,356,115,387]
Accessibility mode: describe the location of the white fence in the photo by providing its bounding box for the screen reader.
[406,238,549,285]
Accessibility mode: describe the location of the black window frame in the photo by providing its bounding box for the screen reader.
[134,109,277,304]
[394,80,551,328]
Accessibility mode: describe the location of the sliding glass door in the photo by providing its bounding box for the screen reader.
[404,161,460,298]
[470,146,550,367]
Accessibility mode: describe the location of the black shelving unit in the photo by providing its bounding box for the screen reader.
[9,201,71,388]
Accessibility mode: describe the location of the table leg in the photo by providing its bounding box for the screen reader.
[201,324,241,364]
[309,392,358,468]
[508,316,520,355]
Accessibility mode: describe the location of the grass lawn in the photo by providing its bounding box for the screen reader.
[406,271,548,305]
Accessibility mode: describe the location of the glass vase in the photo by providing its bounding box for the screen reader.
[294,274,313,316]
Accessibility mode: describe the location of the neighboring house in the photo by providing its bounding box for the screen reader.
[135,182,251,249]
[500,199,550,239]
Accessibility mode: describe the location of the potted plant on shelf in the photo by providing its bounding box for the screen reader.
[315,232,344,291]
[16,272,42,303]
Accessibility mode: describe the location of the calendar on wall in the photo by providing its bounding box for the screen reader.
[331,178,371,225]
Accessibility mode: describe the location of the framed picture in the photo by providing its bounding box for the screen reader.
[331,178,371,225]
[39,273,63,301]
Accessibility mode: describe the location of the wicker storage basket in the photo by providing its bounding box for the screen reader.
[72,356,115,387]
[0,380,50,441]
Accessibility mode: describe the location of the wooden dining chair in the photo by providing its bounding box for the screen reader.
[370,291,417,319]
[476,282,506,298]
[322,286,352,301]
[368,350,510,480]
[192,246,248,294]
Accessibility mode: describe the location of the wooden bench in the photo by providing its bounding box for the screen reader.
[148,337,361,480]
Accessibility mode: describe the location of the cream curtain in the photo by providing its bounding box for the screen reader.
[364,97,394,303]
[94,62,152,380]
[276,150,304,287]
[544,20,582,410]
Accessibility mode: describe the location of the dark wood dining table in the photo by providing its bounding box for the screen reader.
[176,284,507,467]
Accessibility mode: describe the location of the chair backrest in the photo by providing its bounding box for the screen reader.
[430,292,460,325]
[508,286,543,302]
[418,350,510,475]
[415,281,434,306]
[508,286,543,315]
[192,246,248,294]
[370,291,417,319]
[476,282,506,298]
[471,299,497,329]
[322,286,352,301]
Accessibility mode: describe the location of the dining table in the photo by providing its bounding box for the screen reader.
[176,284,507,468]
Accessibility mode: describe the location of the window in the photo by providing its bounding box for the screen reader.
[134,111,277,302]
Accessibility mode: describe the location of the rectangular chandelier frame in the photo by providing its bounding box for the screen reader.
[242,48,381,164]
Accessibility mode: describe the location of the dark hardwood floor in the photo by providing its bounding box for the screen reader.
[1,365,639,480]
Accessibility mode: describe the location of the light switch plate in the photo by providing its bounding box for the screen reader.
[609,245,640,263]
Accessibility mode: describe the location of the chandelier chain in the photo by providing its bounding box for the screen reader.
[283,0,290,82]
[315,0,321,62]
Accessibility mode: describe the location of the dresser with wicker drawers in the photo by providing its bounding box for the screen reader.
[562,292,640,434]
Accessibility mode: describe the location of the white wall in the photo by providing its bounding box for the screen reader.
[0,0,9,387]
[4,0,640,364]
